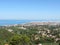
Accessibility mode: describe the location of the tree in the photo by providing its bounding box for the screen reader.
[9,34,31,45]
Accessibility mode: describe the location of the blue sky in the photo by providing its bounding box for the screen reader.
[0,0,60,20]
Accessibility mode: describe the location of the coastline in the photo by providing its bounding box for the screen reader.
[0,20,60,26]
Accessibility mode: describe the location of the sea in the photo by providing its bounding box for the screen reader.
[0,20,59,26]
[0,20,31,26]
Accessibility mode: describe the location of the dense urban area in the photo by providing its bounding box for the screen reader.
[0,22,60,45]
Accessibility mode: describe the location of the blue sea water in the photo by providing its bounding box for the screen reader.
[0,20,59,26]
[0,20,43,26]
[0,20,46,26]
[0,20,32,26]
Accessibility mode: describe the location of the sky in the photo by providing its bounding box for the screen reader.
[0,0,60,20]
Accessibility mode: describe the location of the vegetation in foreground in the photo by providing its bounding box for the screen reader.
[0,23,60,45]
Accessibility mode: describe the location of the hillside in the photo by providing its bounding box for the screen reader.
[0,22,60,45]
